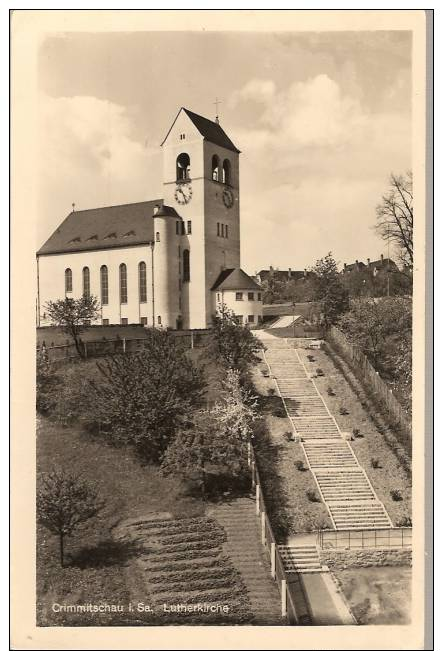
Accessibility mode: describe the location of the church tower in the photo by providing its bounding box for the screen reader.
[160,107,241,329]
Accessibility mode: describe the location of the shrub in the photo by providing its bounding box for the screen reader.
[353,428,363,438]
[306,489,320,503]
[390,489,403,501]
[316,368,324,377]
[284,431,294,442]
[396,516,412,527]
[339,406,348,415]
[273,407,286,418]
[327,386,335,396]
[268,387,276,396]
[370,457,381,469]
[307,355,315,362]
[295,459,305,471]
[261,368,270,377]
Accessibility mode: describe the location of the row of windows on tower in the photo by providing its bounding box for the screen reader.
[64,256,191,305]
[176,153,231,184]
[217,223,229,238]
[176,221,192,235]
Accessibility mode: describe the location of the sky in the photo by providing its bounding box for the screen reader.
[37,30,412,274]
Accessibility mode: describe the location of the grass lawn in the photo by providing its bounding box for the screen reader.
[334,566,411,625]
[297,347,412,525]
[37,416,205,626]
[250,361,333,537]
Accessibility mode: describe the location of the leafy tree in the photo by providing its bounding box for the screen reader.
[338,297,412,365]
[44,295,100,358]
[84,329,205,462]
[208,305,264,379]
[310,253,350,326]
[37,469,105,566]
[162,369,256,496]
[375,171,413,268]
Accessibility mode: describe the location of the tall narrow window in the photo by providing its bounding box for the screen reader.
[217,222,220,237]
[221,224,225,238]
[212,154,220,181]
[176,221,180,235]
[176,153,190,181]
[100,265,108,305]
[187,220,192,234]
[183,249,190,282]
[156,232,160,242]
[139,261,147,303]
[181,222,185,235]
[119,263,127,304]
[225,224,229,239]
[222,159,231,185]
[65,268,72,293]
[82,267,90,297]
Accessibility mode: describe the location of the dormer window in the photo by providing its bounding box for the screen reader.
[104,232,117,240]
[68,236,81,244]
[179,133,186,140]
[123,230,135,237]
[86,234,98,241]
[176,153,190,181]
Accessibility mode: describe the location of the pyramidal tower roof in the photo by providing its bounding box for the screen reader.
[161,107,240,153]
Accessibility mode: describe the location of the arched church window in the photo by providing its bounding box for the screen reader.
[222,159,231,185]
[183,249,190,282]
[119,263,127,304]
[176,153,190,181]
[65,268,72,293]
[139,261,147,303]
[212,155,220,181]
[82,267,90,297]
[100,265,108,305]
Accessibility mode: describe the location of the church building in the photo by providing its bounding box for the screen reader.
[36,108,263,329]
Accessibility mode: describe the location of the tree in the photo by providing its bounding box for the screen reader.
[208,305,264,379]
[162,369,256,497]
[338,297,412,364]
[37,469,105,566]
[310,253,350,326]
[375,172,413,268]
[44,296,100,358]
[84,329,206,462]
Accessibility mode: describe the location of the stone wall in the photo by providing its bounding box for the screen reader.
[320,548,412,570]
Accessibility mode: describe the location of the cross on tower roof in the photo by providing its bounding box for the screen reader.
[214,97,222,124]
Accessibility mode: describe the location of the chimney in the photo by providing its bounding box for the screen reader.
[380,254,384,262]
[355,260,359,271]
[344,263,347,270]
[269,265,273,271]
[367,258,370,266]
[303,268,307,277]
[288,267,292,278]
[153,204,160,215]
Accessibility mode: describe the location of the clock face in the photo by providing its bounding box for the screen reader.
[175,183,193,205]
[222,188,234,209]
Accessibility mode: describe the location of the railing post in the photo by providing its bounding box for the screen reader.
[247,441,251,467]
[261,512,266,545]
[271,542,276,578]
[251,461,256,488]
[123,337,126,353]
[191,331,194,349]
[281,580,287,617]
[255,484,260,516]
[83,341,87,358]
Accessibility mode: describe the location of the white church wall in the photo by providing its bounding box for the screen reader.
[38,245,154,326]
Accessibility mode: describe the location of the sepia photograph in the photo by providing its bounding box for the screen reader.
[11,8,431,649]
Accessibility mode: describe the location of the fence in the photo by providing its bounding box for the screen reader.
[37,329,212,364]
[248,444,312,624]
[318,527,412,550]
[327,326,411,434]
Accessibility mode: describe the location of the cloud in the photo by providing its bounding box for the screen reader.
[37,94,161,245]
[230,79,276,106]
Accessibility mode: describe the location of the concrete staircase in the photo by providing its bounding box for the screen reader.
[262,339,393,531]
[278,545,323,573]
[209,500,284,625]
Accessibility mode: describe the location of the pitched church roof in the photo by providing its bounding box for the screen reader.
[161,107,240,154]
[211,268,261,291]
[37,200,180,256]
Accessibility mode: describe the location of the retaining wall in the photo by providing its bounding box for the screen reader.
[320,548,412,570]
